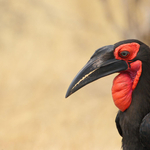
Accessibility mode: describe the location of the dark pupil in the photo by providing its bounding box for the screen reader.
[120,51,129,57]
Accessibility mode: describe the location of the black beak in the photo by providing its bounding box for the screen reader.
[65,45,128,98]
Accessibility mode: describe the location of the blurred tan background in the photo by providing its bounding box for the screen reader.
[0,0,150,150]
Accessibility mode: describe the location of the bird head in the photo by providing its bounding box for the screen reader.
[65,39,150,112]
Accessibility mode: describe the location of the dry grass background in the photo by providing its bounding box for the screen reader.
[0,0,147,150]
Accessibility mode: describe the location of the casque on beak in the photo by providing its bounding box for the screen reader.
[65,45,128,98]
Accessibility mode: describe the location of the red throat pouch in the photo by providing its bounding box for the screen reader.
[112,60,142,112]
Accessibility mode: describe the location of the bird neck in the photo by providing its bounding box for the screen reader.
[119,61,150,150]
[136,61,150,99]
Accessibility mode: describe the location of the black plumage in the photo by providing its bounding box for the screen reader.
[66,39,150,150]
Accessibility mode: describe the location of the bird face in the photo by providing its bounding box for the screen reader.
[65,39,149,111]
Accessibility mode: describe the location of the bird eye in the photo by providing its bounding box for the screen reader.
[119,51,130,58]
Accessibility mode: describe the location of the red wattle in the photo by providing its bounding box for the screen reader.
[112,73,132,112]
[112,60,142,112]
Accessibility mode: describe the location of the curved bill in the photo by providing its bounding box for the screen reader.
[65,45,128,98]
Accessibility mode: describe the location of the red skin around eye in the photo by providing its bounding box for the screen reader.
[114,43,140,61]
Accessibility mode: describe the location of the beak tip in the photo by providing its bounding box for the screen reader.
[65,90,72,98]
[65,94,69,98]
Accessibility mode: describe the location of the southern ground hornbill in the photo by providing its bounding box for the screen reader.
[66,39,150,150]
